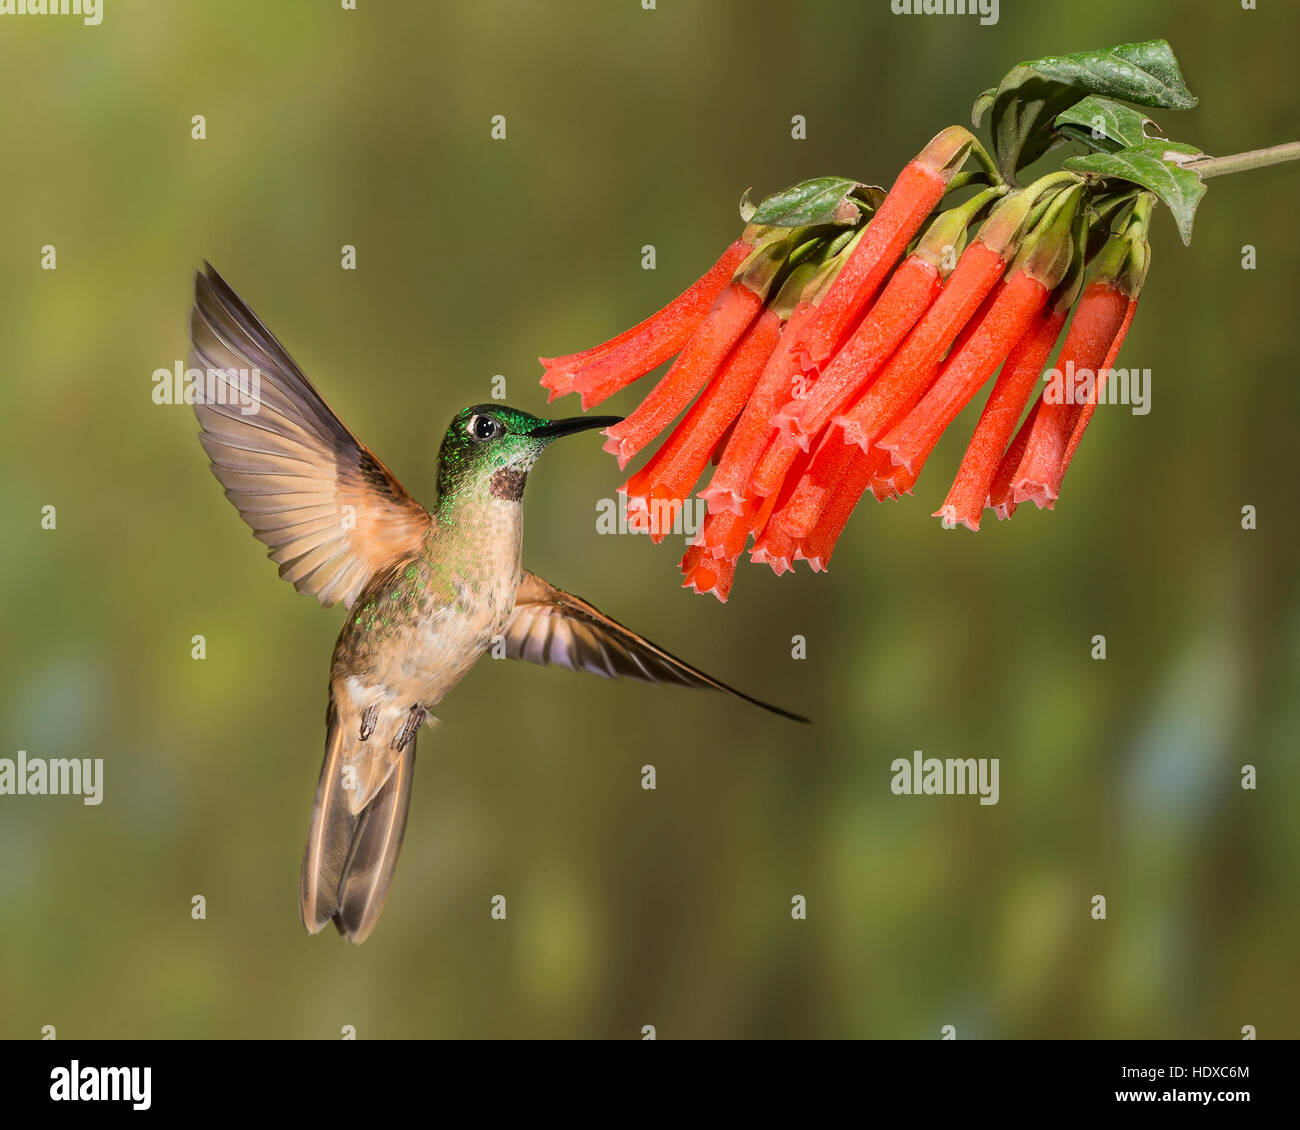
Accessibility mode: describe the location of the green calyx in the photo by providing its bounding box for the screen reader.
[917,124,1001,187]
[1013,182,1089,290]
[976,170,1083,258]
[735,216,873,313]
[1086,193,1153,297]
[1047,205,1092,313]
[913,185,1006,271]
[769,261,823,319]
[733,229,813,298]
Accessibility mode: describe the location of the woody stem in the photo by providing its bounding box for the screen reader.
[1186,141,1300,180]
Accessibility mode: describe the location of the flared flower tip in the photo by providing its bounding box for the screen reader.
[869,465,914,502]
[698,482,747,517]
[680,556,733,602]
[878,443,920,477]
[792,544,827,573]
[1010,478,1058,510]
[932,504,980,532]
[601,428,640,470]
[750,541,795,576]
[623,488,685,544]
[791,345,820,377]
[698,530,735,560]
[539,364,575,400]
[831,415,873,452]
[682,573,730,602]
[770,413,816,453]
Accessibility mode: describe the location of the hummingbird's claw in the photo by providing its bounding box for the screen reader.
[391,705,426,753]
[359,703,378,742]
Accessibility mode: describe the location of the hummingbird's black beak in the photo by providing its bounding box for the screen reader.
[531,415,623,441]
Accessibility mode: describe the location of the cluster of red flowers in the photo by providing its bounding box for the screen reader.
[541,125,1150,601]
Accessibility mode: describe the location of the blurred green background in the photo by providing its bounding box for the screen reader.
[0,1,1296,1039]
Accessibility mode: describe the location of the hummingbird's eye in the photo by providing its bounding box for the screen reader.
[468,414,503,442]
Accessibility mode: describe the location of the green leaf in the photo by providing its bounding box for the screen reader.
[1064,140,1207,245]
[743,177,883,229]
[1055,96,1159,154]
[971,87,996,130]
[973,39,1198,181]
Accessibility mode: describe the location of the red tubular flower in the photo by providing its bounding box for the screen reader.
[697,507,750,562]
[832,185,1044,454]
[874,185,1082,487]
[679,543,737,602]
[796,125,980,370]
[775,256,940,448]
[863,265,1010,503]
[776,185,1002,451]
[621,307,782,541]
[698,489,778,562]
[987,398,1042,520]
[751,527,797,576]
[749,444,815,574]
[601,235,792,470]
[619,439,670,534]
[747,415,813,499]
[857,360,937,501]
[870,464,917,502]
[709,415,738,466]
[700,276,825,516]
[1012,210,1148,508]
[601,281,764,468]
[769,430,857,541]
[1010,281,1129,507]
[796,447,881,571]
[874,270,1048,476]
[1056,293,1139,491]
[934,304,1068,530]
[739,229,880,501]
[540,238,751,408]
[527,92,1200,597]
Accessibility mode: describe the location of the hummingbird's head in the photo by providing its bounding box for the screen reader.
[435,404,622,505]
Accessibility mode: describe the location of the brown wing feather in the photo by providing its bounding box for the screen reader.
[189,263,430,608]
[503,572,809,722]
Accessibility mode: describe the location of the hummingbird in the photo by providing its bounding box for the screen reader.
[188,264,807,944]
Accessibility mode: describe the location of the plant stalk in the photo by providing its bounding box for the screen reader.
[1185,141,1300,180]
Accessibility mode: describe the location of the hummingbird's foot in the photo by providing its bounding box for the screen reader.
[359,703,378,742]
[391,705,426,752]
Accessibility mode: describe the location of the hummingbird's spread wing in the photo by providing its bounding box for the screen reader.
[189,263,431,608]
[504,571,809,722]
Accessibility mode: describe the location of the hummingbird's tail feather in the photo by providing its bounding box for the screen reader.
[300,705,351,935]
[300,702,416,944]
[334,732,415,944]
